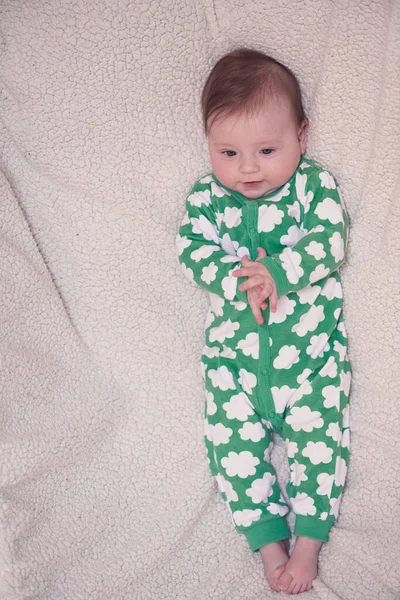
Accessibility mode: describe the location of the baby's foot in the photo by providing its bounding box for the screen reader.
[259,540,290,592]
[277,537,322,595]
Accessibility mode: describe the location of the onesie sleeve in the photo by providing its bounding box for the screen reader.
[176,180,247,303]
[258,170,349,297]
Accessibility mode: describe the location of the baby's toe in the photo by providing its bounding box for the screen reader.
[270,565,286,592]
[277,570,293,591]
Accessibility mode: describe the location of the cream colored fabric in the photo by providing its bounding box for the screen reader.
[1,1,399,599]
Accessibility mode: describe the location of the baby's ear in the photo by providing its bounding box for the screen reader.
[298,120,308,153]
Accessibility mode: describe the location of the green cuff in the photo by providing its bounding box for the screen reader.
[243,517,291,552]
[235,284,248,304]
[259,257,290,297]
[294,516,333,543]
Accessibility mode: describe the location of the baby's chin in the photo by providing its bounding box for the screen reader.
[237,182,277,199]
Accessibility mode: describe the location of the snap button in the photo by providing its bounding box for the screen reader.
[261,368,268,375]
[249,227,256,234]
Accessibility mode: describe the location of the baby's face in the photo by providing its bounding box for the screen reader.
[208,99,307,199]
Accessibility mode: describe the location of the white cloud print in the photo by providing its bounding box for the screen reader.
[220,345,236,359]
[191,215,220,243]
[297,284,321,305]
[341,372,352,397]
[267,503,289,517]
[316,473,334,497]
[223,392,254,421]
[210,423,233,446]
[341,429,350,448]
[219,233,239,256]
[309,264,330,284]
[180,263,194,282]
[319,171,337,189]
[208,366,235,391]
[201,262,218,284]
[320,356,338,379]
[280,225,306,247]
[176,234,192,256]
[209,293,225,317]
[333,340,347,362]
[221,268,241,301]
[305,240,326,260]
[291,492,316,516]
[286,406,324,433]
[221,451,260,478]
[233,509,262,527]
[206,391,217,416]
[215,474,238,502]
[273,345,301,370]
[280,248,304,284]
[322,385,340,410]
[236,332,259,359]
[188,189,212,207]
[285,442,299,462]
[258,204,284,232]
[190,244,220,262]
[223,206,242,228]
[268,295,296,325]
[238,369,257,395]
[239,421,266,443]
[211,181,230,198]
[290,461,308,486]
[315,197,343,225]
[306,333,330,359]
[321,277,343,300]
[326,422,341,442]
[334,457,347,486]
[292,305,325,337]
[271,385,297,414]
[245,473,276,503]
[209,318,240,343]
[329,232,345,262]
[330,494,342,518]
[302,441,334,465]
[296,173,314,213]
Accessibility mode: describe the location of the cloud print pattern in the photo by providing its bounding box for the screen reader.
[177,158,351,551]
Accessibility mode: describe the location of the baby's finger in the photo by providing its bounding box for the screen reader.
[233,265,260,278]
[239,275,264,292]
[256,247,267,259]
[269,286,279,313]
[248,295,264,325]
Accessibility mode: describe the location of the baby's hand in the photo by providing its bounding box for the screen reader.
[246,248,268,324]
[234,247,278,323]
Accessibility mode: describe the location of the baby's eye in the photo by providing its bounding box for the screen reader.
[261,148,273,155]
[223,150,237,157]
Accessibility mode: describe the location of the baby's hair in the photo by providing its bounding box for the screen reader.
[201,48,306,133]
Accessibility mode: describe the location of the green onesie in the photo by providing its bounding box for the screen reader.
[176,157,351,550]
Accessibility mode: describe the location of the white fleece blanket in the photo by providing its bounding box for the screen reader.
[1,1,399,599]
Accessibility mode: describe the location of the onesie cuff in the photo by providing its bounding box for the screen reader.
[235,285,248,304]
[258,257,290,297]
[243,518,291,551]
[294,516,333,543]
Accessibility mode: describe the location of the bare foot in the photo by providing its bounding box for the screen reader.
[259,540,290,592]
[277,537,322,595]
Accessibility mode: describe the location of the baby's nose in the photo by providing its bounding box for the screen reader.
[240,157,259,173]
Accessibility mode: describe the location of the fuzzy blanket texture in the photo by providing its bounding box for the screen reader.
[1,1,399,599]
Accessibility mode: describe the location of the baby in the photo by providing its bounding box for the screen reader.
[176,48,351,595]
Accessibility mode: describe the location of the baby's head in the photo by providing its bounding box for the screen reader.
[201,48,308,199]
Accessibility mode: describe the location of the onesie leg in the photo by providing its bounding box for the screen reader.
[281,354,351,542]
[203,363,291,551]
